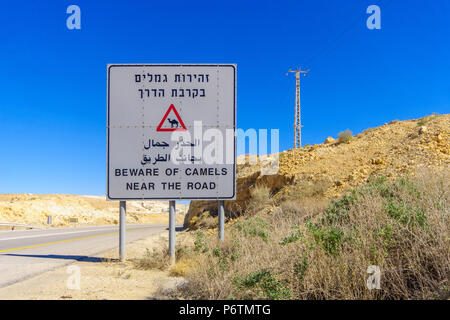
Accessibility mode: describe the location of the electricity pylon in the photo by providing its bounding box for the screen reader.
[287,67,309,148]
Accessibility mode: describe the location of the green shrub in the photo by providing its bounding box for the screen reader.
[233,217,269,242]
[306,222,345,255]
[194,231,209,253]
[337,129,353,144]
[293,256,308,284]
[280,228,303,246]
[211,241,241,273]
[233,269,291,300]
[417,114,438,126]
[323,191,358,225]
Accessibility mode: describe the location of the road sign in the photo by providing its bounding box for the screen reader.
[107,64,236,200]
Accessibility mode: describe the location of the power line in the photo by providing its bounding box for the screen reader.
[304,0,393,67]
[285,1,392,149]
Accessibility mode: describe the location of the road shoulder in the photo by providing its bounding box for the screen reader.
[0,231,184,300]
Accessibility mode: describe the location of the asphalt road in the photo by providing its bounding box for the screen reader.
[0,224,175,288]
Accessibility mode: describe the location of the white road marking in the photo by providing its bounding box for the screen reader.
[0,228,119,241]
[0,224,168,242]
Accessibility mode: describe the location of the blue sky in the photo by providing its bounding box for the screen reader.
[0,0,449,195]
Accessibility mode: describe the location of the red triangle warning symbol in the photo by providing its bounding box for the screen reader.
[156,104,187,132]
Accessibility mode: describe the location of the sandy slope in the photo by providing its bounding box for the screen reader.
[185,114,449,226]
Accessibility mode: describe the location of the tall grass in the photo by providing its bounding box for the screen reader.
[180,170,449,300]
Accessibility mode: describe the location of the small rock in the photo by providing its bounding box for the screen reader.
[418,126,427,135]
[324,137,335,144]
[371,158,384,165]
[157,278,188,297]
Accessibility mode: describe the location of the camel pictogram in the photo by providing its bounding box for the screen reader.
[167,118,179,128]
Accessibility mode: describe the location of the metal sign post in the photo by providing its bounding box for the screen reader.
[218,200,225,241]
[169,200,176,265]
[119,201,126,262]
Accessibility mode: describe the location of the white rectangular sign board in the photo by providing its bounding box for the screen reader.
[107,64,236,200]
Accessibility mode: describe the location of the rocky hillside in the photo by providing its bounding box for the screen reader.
[185,114,449,227]
[0,194,188,227]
